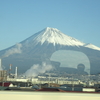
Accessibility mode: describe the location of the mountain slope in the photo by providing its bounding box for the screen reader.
[83,43,100,51]
[22,27,85,47]
[0,27,100,75]
[21,27,100,51]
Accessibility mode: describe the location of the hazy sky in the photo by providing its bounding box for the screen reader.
[0,0,100,50]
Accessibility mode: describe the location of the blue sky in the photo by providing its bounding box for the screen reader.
[0,0,100,50]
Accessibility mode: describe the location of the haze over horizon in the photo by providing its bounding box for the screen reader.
[0,0,100,50]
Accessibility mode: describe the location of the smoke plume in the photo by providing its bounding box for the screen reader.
[24,62,53,77]
[2,43,22,58]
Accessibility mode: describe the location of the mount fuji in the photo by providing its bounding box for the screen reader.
[0,27,100,75]
[21,27,100,51]
[23,27,84,46]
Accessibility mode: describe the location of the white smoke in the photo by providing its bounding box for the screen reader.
[24,62,53,77]
[2,43,22,58]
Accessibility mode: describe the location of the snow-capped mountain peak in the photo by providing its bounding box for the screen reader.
[83,43,100,51]
[22,27,100,51]
[30,27,85,46]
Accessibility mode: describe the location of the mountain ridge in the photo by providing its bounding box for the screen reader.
[0,27,100,75]
[23,27,84,46]
[0,27,100,52]
[20,27,100,51]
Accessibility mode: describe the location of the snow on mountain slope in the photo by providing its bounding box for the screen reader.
[21,27,100,51]
[25,27,85,46]
[83,43,100,51]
